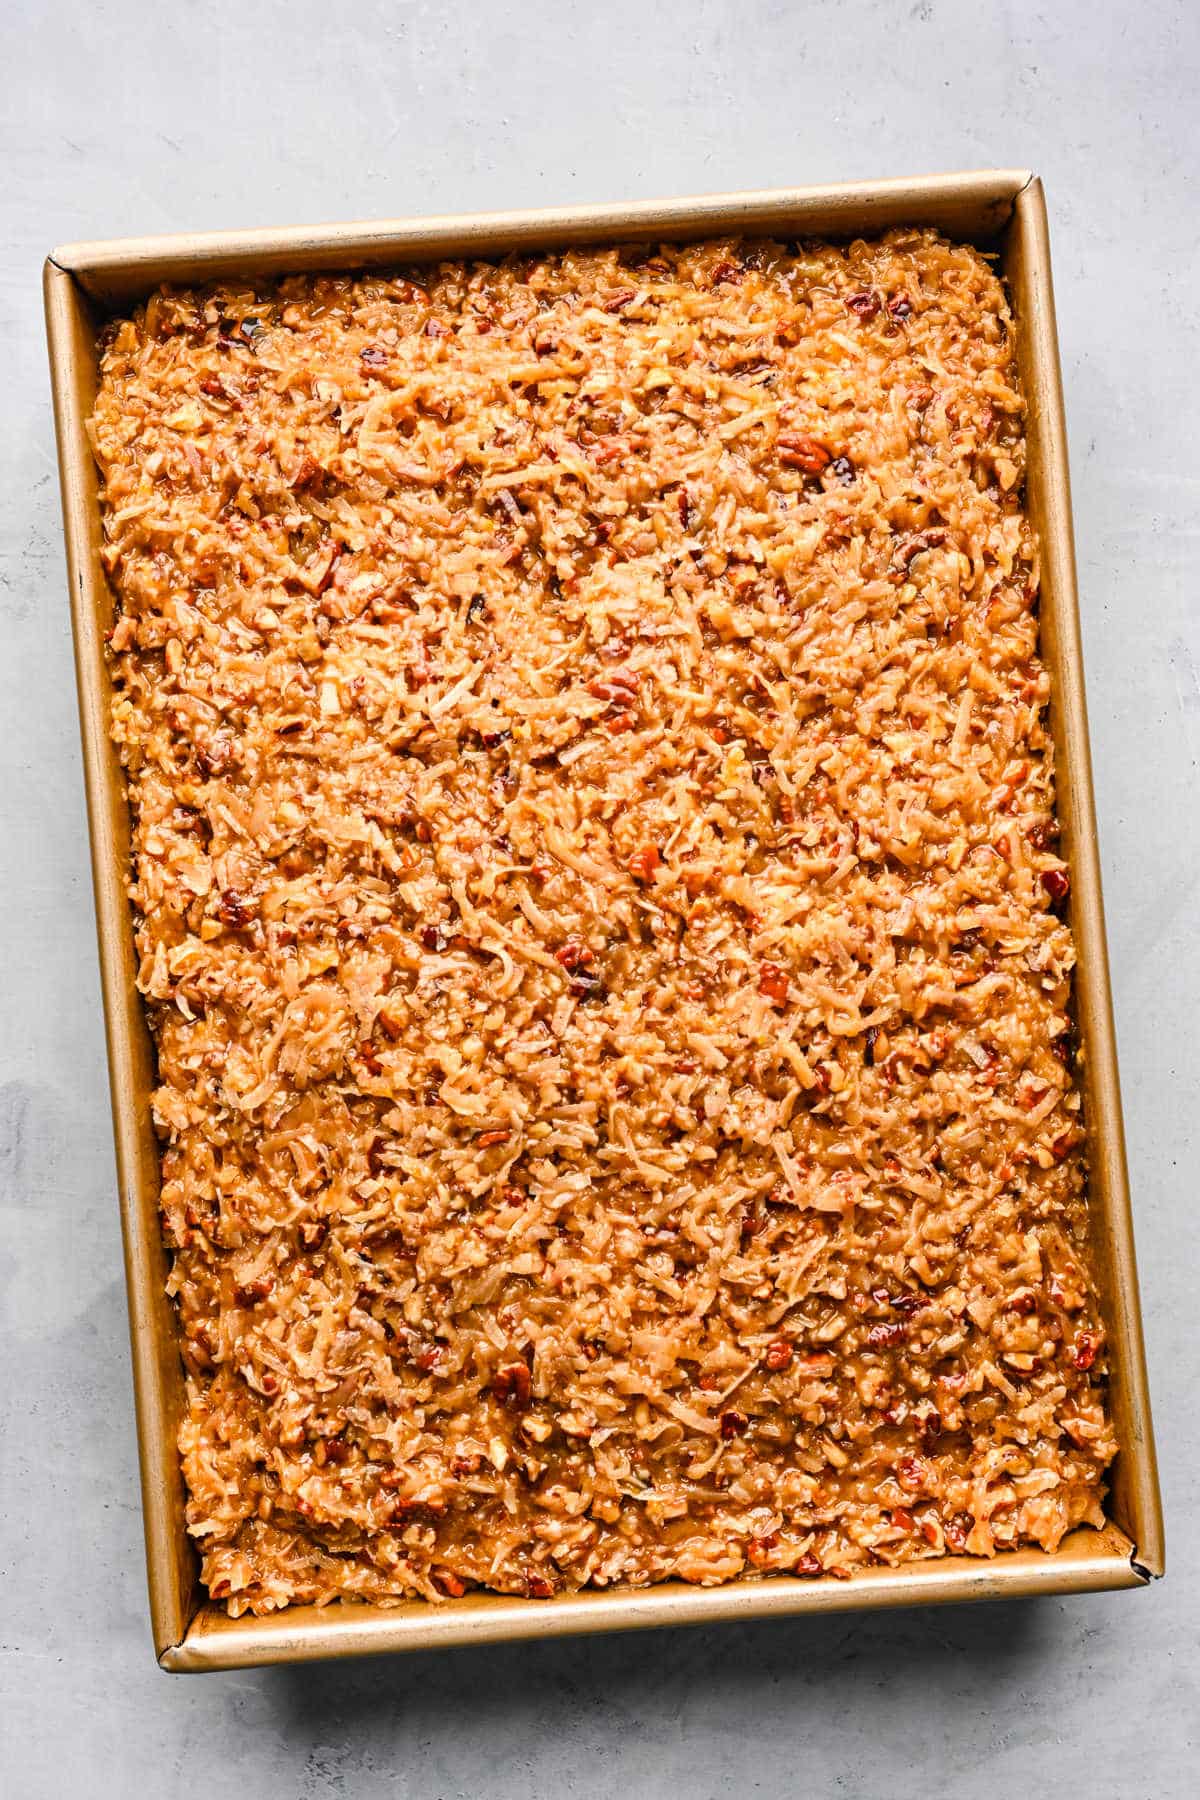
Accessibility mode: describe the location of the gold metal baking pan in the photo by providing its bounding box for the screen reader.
[43,169,1163,1673]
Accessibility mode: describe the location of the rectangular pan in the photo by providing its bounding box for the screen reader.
[44,169,1162,1671]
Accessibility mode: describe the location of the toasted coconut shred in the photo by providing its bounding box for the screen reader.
[90,232,1116,1615]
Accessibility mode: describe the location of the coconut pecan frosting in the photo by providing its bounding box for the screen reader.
[90,229,1114,1614]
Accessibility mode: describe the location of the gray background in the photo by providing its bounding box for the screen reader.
[2,1,1196,1794]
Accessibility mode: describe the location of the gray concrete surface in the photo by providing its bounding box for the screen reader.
[2,1,1197,1794]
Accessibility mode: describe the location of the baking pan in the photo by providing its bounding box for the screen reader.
[44,169,1163,1672]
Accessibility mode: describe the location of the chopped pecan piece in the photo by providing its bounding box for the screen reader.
[943,1512,973,1553]
[778,433,831,475]
[628,844,660,883]
[587,668,640,707]
[866,1321,908,1349]
[894,529,947,571]
[746,1532,779,1566]
[217,888,257,928]
[493,1362,532,1408]
[235,1275,273,1307]
[758,962,789,1005]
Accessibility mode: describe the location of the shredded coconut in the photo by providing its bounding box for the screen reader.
[89,230,1115,1615]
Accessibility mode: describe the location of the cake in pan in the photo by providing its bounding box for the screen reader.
[89,230,1114,1615]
